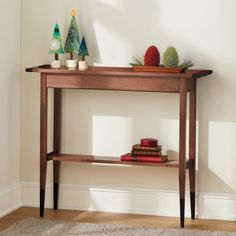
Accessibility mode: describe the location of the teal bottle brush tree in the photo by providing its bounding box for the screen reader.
[64,9,80,68]
[78,36,89,71]
[49,22,64,68]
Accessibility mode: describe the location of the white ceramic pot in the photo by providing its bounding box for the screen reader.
[78,61,88,71]
[51,60,61,69]
[66,59,78,68]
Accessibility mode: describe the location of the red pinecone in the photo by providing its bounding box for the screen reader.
[144,46,160,66]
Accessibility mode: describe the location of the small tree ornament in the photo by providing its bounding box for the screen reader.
[49,22,64,68]
[64,9,80,68]
[78,36,89,70]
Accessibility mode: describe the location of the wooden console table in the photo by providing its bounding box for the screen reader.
[26,65,212,227]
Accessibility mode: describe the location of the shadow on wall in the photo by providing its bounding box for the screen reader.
[79,0,161,65]
[59,0,236,216]
[70,0,236,188]
[81,0,220,68]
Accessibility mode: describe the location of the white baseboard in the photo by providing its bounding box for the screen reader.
[197,192,236,221]
[0,183,22,218]
[21,181,236,221]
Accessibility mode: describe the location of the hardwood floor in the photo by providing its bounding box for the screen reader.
[0,207,236,232]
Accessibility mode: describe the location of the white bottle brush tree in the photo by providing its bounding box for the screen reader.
[49,22,64,62]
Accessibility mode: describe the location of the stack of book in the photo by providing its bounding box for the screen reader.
[121,138,168,163]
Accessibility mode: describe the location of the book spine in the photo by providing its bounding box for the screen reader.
[131,150,162,156]
[121,156,168,163]
[132,144,162,151]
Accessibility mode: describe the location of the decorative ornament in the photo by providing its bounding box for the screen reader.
[49,22,64,68]
[79,37,89,61]
[144,46,160,67]
[163,46,179,67]
[64,9,80,68]
[130,45,194,72]
[78,36,89,71]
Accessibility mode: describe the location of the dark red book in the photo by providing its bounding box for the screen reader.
[132,144,162,152]
[140,138,158,147]
[131,150,162,157]
[121,153,168,163]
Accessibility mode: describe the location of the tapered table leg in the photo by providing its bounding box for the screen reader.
[53,161,60,210]
[189,81,196,219]
[179,78,187,227]
[53,88,62,210]
[40,74,48,217]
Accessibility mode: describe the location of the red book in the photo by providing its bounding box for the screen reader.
[121,153,168,163]
[132,144,162,152]
[131,150,162,157]
[140,138,158,147]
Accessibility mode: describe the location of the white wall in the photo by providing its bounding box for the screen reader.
[21,0,236,220]
[0,0,21,217]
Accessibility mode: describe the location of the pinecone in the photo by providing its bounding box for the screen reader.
[163,46,179,67]
[144,46,160,67]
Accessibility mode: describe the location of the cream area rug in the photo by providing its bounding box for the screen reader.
[0,218,236,236]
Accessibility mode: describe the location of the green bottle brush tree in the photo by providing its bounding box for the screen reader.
[64,9,80,68]
[49,22,64,68]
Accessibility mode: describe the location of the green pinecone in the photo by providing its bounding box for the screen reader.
[163,46,179,67]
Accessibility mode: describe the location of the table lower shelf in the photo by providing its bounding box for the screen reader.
[47,153,179,168]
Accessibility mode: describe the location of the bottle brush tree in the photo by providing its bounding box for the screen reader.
[79,36,89,61]
[49,22,64,60]
[64,9,80,60]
